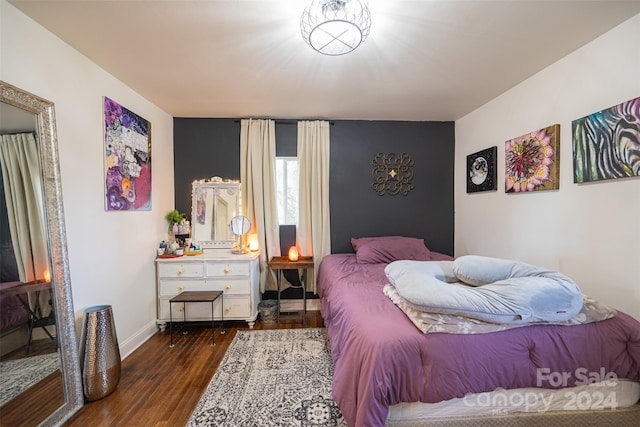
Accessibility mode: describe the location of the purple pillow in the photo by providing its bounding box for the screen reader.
[351,236,432,264]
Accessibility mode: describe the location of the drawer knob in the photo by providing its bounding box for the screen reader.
[225,306,231,312]
[178,307,184,312]
[178,285,185,291]
[177,269,184,275]
[224,268,230,274]
[225,285,231,290]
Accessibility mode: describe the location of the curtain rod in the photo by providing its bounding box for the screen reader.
[233,119,334,125]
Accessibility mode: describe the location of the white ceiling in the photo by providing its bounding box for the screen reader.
[9,0,640,121]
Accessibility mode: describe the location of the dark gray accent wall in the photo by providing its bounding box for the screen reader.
[330,121,454,255]
[173,118,240,218]
[173,118,454,256]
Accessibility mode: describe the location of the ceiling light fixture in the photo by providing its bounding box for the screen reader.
[301,0,371,56]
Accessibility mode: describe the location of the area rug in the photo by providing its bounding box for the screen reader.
[0,352,60,406]
[187,328,347,426]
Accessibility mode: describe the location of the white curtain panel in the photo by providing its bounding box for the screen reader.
[240,119,280,292]
[297,120,331,294]
[0,132,51,313]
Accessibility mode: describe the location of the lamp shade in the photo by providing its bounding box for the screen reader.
[301,0,371,56]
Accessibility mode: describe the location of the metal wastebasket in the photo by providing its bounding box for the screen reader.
[258,299,278,327]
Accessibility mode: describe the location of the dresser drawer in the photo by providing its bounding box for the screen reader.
[221,295,251,318]
[159,279,206,296]
[159,295,251,321]
[161,298,222,322]
[158,262,204,278]
[206,261,250,277]
[205,278,251,295]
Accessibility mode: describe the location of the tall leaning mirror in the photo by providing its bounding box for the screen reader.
[0,81,83,426]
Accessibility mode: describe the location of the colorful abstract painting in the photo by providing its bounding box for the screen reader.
[572,96,640,183]
[103,97,151,211]
[466,146,497,193]
[505,124,560,193]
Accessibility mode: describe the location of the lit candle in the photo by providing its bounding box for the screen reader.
[288,246,299,262]
[43,268,51,282]
[248,234,259,251]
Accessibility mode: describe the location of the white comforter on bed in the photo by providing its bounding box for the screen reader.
[385,255,584,324]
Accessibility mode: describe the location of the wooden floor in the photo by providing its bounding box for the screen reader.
[55,311,323,426]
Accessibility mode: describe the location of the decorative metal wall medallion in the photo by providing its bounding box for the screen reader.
[371,152,414,196]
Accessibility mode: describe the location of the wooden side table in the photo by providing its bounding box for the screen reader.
[268,256,314,326]
[169,290,223,347]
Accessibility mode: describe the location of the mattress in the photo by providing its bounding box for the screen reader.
[387,378,640,420]
[317,254,640,427]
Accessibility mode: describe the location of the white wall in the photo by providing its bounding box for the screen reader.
[1,1,175,357]
[455,14,640,320]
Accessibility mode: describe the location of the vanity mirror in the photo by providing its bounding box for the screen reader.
[191,177,240,248]
[0,81,83,425]
[230,215,251,254]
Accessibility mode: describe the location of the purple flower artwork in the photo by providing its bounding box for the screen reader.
[104,97,151,211]
[505,124,560,193]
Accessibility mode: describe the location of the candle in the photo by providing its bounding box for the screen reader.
[288,246,299,262]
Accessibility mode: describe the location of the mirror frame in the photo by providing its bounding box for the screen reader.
[1,81,84,425]
[191,177,240,249]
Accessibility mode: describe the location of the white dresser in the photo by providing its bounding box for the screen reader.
[155,249,260,330]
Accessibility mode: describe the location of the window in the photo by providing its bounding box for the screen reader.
[275,157,299,225]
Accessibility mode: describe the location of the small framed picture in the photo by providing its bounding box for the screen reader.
[466,146,497,193]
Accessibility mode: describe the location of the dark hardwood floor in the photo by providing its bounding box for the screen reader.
[54,311,323,427]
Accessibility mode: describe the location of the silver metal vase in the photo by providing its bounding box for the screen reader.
[79,305,121,401]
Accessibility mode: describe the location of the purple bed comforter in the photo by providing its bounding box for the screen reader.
[317,254,640,427]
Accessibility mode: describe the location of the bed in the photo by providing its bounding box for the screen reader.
[317,238,640,427]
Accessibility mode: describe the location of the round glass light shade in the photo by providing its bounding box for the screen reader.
[301,0,371,56]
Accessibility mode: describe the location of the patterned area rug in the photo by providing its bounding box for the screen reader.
[187,328,347,426]
[0,352,60,406]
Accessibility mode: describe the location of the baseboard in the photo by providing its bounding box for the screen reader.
[119,319,158,360]
[279,299,320,312]
[0,326,28,357]
[119,301,320,359]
